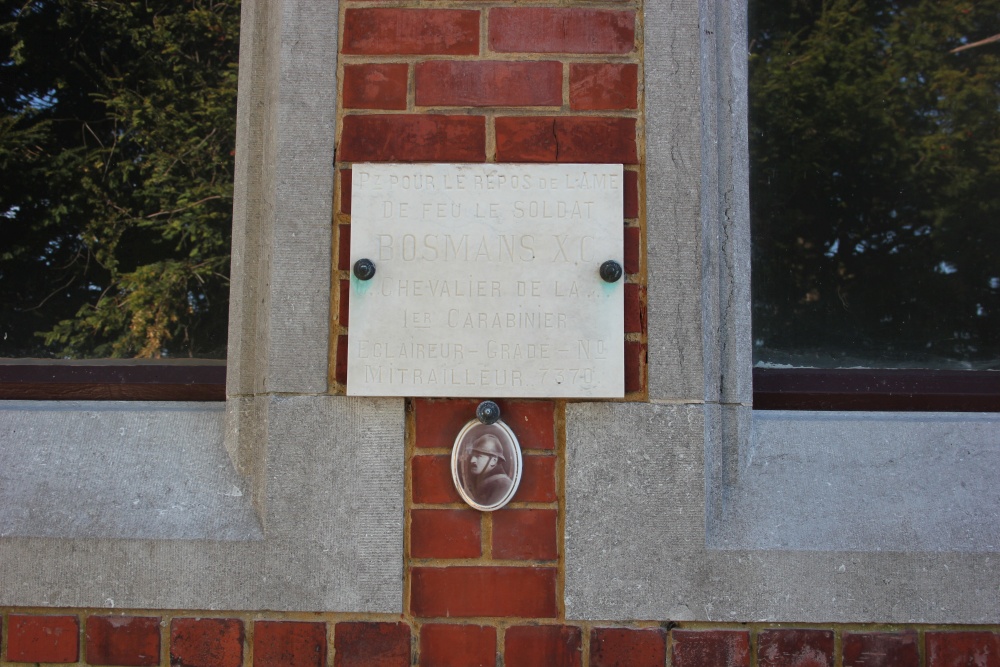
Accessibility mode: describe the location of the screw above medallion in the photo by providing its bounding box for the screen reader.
[476,400,501,425]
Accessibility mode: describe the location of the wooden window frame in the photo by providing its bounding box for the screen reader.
[0,360,225,401]
[753,367,1000,412]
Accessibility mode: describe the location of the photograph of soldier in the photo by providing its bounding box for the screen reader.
[467,433,514,505]
[452,422,521,510]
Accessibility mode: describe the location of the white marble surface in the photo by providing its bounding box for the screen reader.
[348,163,624,397]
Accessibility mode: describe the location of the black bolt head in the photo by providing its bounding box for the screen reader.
[353,258,376,281]
[476,400,501,425]
[600,260,623,283]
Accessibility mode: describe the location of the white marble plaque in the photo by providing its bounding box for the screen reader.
[347,163,624,398]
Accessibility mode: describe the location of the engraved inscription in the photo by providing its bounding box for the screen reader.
[347,163,624,398]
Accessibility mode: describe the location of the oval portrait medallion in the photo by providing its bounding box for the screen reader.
[451,419,522,511]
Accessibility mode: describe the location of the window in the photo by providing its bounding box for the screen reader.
[565,0,1000,620]
[0,0,400,613]
[748,0,1000,409]
[0,1,238,371]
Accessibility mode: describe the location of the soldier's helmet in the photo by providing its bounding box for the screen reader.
[471,434,505,462]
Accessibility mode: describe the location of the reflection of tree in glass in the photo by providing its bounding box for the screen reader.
[750,0,1000,369]
[0,0,239,358]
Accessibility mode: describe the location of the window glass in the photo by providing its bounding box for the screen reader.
[750,0,1000,370]
[0,0,238,359]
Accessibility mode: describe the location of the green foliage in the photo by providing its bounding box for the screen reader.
[0,0,238,358]
[750,0,1000,368]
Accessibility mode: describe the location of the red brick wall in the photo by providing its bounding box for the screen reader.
[332,2,646,395]
[3,2,996,665]
[3,610,999,665]
[409,398,561,623]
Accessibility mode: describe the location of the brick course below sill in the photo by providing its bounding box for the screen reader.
[1,612,996,667]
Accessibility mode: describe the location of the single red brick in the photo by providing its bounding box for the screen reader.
[495,117,637,164]
[254,621,326,667]
[170,618,243,667]
[623,170,639,219]
[672,630,750,667]
[335,622,410,667]
[341,115,486,162]
[338,224,351,270]
[343,63,408,110]
[623,226,640,274]
[843,632,918,667]
[412,454,463,504]
[339,279,350,326]
[340,170,352,215]
[512,455,557,502]
[7,614,79,663]
[624,283,645,334]
[416,61,562,107]
[557,117,637,163]
[757,629,834,667]
[504,625,581,667]
[500,400,556,450]
[343,9,479,55]
[492,508,558,560]
[624,341,645,394]
[489,8,634,54]
[336,334,349,385]
[86,616,161,667]
[411,508,482,559]
[494,117,555,161]
[590,627,665,667]
[414,398,479,448]
[419,624,495,667]
[410,567,558,618]
[570,63,638,110]
[414,399,554,450]
[927,632,1000,667]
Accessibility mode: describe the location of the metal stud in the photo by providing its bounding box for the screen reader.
[353,258,376,281]
[476,400,501,425]
[600,260,623,283]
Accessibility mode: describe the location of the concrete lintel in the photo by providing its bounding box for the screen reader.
[0,396,404,612]
[0,401,260,541]
[712,411,1000,553]
[565,402,1000,623]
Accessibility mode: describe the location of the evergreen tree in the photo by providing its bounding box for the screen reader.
[0,0,238,358]
[750,0,1000,368]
